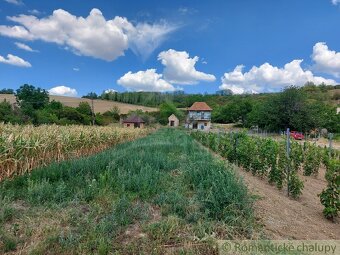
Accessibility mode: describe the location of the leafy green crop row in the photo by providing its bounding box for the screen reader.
[191,131,339,219]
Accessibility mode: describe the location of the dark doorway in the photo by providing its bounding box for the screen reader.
[193,123,198,129]
[170,120,174,126]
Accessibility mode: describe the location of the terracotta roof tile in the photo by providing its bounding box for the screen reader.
[188,102,212,111]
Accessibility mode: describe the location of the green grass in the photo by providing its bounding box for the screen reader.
[0,128,258,254]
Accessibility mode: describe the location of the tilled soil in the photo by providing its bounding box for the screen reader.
[235,167,340,240]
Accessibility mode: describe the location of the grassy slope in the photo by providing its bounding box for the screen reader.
[0,129,257,254]
[0,94,158,114]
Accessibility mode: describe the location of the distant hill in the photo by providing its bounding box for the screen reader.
[98,86,340,109]
[0,94,158,114]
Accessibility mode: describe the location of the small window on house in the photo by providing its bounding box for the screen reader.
[204,122,207,126]
[127,124,130,127]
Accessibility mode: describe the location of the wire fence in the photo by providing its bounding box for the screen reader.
[191,125,337,152]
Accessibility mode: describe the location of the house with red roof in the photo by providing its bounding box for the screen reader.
[186,102,212,131]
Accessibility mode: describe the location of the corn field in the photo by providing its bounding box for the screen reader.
[0,123,152,180]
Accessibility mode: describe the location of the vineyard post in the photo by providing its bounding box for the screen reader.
[328,133,333,157]
[286,128,291,197]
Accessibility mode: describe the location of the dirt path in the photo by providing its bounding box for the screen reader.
[235,166,340,240]
[196,140,340,240]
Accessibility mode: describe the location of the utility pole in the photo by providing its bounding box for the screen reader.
[91,95,95,126]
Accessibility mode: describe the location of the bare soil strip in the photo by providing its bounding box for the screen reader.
[197,139,340,240]
[234,166,340,240]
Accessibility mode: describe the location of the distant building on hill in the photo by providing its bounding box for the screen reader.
[168,114,179,127]
[185,102,212,131]
[123,115,145,128]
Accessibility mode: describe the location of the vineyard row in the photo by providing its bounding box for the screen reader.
[190,131,340,220]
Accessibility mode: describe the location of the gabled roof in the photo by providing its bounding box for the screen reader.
[188,102,212,111]
[168,114,178,120]
[123,115,145,123]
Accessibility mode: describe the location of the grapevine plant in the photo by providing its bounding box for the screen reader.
[191,130,304,198]
[190,130,340,212]
[303,143,322,176]
[275,143,288,190]
[319,159,340,221]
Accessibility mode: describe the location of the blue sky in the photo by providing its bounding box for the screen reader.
[0,0,340,96]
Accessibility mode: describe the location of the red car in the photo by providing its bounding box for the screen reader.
[290,131,304,140]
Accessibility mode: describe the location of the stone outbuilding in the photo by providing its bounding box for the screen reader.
[168,114,179,127]
[123,115,145,128]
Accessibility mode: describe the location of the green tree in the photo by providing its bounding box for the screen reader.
[159,101,182,125]
[102,106,121,123]
[16,84,49,119]
[277,86,307,131]
[0,88,15,94]
[110,106,120,121]
[60,106,90,125]
[76,102,92,116]
[95,113,105,125]
[35,109,59,124]
[212,97,253,127]
[247,85,339,132]
[82,92,98,99]
[0,100,20,123]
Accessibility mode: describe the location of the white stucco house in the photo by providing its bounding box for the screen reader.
[185,102,212,131]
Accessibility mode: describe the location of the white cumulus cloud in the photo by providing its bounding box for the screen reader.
[331,0,340,5]
[48,86,77,97]
[0,53,31,67]
[104,89,117,93]
[117,69,175,92]
[4,0,23,5]
[312,42,340,78]
[0,25,34,39]
[219,60,336,95]
[15,42,37,52]
[0,8,177,61]
[158,49,216,84]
